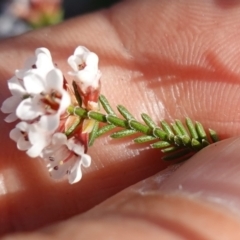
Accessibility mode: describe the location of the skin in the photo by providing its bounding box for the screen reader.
[1,0,240,238]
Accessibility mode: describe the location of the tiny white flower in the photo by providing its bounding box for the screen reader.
[16,68,71,132]
[10,121,51,158]
[1,47,59,123]
[1,76,28,122]
[15,47,54,79]
[41,133,91,184]
[68,46,101,93]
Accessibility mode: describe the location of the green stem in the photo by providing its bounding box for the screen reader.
[67,102,219,162]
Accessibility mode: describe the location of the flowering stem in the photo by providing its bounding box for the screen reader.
[67,95,220,162]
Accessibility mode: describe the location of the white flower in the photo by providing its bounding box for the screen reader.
[16,68,71,132]
[1,47,61,123]
[41,133,91,184]
[1,76,28,122]
[68,46,101,93]
[10,121,51,158]
[15,47,54,79]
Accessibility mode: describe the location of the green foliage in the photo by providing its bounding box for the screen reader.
[67,95,220,162]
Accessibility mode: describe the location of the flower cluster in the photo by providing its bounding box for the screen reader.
[1,46,101,184]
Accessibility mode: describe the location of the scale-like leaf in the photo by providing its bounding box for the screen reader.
[175,119,189,137]
[111,129,137,138]
[134,135,156,143]
[142,113,157,129]
[195,121,207,140]
[161,146,179,153]
[151,141,171,148]
[117,105,135,120]
[186,118,198,139]
[162,148,192,161]
[209,129,219,142]
[171,122,182,136]
[88,121,99,146]
[161,120,174,140]
[65,117,81,136]
[97,124,116,137]
[99,95,116,115]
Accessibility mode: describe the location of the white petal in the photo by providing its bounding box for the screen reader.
[68,160,82,184]
[76,70,96,84]
[38,114,59,132]
[59,91,71,114]
[43,146,69,166]
[28,124,49,145]
[67,56,79,72]
[49,162,70,180]
[81,154,91,168]
[8,76,26,96]
[16,121,29,131]
[67,137,79,152]
[17,138,31,151]
[16,98,40,120]
[27,141,47,158]
[85,52,99,69]
[23,71,45,94]
[35,52,54,72]
[52,133,67,145]
[4,112,18,123]
[45,69,63,92]
[1,95,21,114]
[15,69,26,79]
[74,46,89,56]
[35,48,52,59]
[71,143,84,156]
[9,128,22,142]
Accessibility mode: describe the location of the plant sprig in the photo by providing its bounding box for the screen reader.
[67,95,219,162]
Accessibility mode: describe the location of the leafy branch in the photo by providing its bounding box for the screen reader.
[67,95,219,162]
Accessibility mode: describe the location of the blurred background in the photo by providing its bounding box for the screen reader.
[0,0,120,38]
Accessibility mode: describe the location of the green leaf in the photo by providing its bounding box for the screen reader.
[65,117,81,136]
[202,139,210,147]
[153,128,167,140]
[141,113,157,129]
[134,135,156,143]
[175,119,189,136]
[161,146,179,153]
[171,122,183,136]
[180,135,191,146]
[195,121,207,140]
[174,135,182,146]
[209,129,219,142]
[88,121,99,146]
[97,124,116,137]
[99,95,116,115]
[151,141,171,148]
[161,120,174,140]
[111,129,137,138]
[191,138,201,149]
[117,105,135,120]
[186,118,198,139]
[162,148,192,161]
